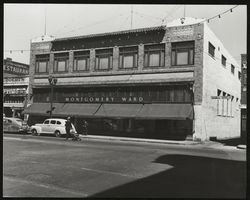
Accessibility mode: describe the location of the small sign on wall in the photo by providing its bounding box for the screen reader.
[211,96,231,99]
[172,27,194,36]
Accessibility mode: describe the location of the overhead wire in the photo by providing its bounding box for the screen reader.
[201,5,239,24]
[53,13,126,37]
[160,5,183,25]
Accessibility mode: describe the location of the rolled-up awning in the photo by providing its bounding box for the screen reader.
[94,104,143,118]
[136,103,193,120]
[56,103,101,117]
[22,103,64,116]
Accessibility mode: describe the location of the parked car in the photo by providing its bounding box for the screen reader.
[30,118,77,137]
[3,117,30,134]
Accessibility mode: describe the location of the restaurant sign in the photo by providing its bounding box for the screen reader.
[65,96,145,103]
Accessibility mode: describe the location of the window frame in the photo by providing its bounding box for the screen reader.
[73,51,90,72]
[208,42,215,58]
[231,64,235,74]
[144,44,165,68]
[238,71,241,80]
[54,53,69,73]
[171,41,195,66]
[119,46,138,69]
[221,55,227,67]
[95,49,113,71]
[35,54,49,74]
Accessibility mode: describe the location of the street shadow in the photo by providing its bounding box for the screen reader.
[91,154,246,198]
[215,137,247,146]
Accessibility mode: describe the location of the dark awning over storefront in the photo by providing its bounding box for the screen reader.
[136,103,193,120]
[23,103,64,116]
[56,103,101,117]
[94,104,143,118]
[24,102,193,120]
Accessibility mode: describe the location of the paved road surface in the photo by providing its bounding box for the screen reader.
[3,134,246,198]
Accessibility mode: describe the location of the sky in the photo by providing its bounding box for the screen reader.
[3,4,247,65]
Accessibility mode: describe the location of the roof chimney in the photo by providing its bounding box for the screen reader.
[6,57,12,61]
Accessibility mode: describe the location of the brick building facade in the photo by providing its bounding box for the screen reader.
[25,18,241,141]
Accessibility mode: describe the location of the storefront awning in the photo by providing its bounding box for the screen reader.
[136,103,193,120]
[94,104,143,118]
[56,103,101,117]
[22,103,64,116]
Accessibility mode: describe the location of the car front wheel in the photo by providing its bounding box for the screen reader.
[55,131,61,137]
[31,129,38,136]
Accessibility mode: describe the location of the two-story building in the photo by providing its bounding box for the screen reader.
[3,58,30,118]
[24,17,241,141]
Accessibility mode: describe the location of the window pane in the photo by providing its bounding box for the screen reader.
[38,61,47,73]
[149,53,160,66]
[189,49,194,64]
[175,89,184,102]
[177,51,188,65]
[208,42,215,57]
[99,57,109,69]
[57,60,66,71]
[144,53,148,67]
[123,55,134,68]
[169,90,175,102]
[171,51,176,65]
[77,59,87,71]
[160,51,165,66]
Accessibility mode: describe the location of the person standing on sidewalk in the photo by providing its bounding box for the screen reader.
[65,117,72,140]
[82,120,88,136]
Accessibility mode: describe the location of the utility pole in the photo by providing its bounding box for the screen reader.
[181,5,186,24]
[130,5,133,29]
[44,7,47,35]
[184,5,186,19]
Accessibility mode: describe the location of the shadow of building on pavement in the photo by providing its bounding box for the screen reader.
[91,154,246,198]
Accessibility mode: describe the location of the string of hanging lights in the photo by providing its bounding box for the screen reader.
[4,5,240,55]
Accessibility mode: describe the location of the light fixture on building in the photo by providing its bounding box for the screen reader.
[180,17,185,24]
[218,15,221,18]
[197,33,202,39]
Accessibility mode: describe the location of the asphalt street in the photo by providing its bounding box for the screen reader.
[3,133,246,198]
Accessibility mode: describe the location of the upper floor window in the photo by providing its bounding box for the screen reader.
[73,51,90,71]
[54,53,69,72]
[119,46,138,69]
[171,41,194,66]
[35,54,49,73]
[231,64,235,74]
[144,44,165,67]
[95,48,113,70]
[238,71,241,80]
[208,42,215,57]
[221,55,226,67]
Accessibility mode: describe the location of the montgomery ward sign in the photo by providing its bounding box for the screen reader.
[65,96,144,103]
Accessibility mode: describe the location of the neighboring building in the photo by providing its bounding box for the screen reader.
[240,54,247,139]
[24,17,241,141]
[3,58,30,118]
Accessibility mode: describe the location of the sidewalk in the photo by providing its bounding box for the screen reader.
[79,135,247,150]
[79,134,201,145]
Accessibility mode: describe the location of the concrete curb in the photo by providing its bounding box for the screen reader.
[237,145,247,150]
[79,135,201,145]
